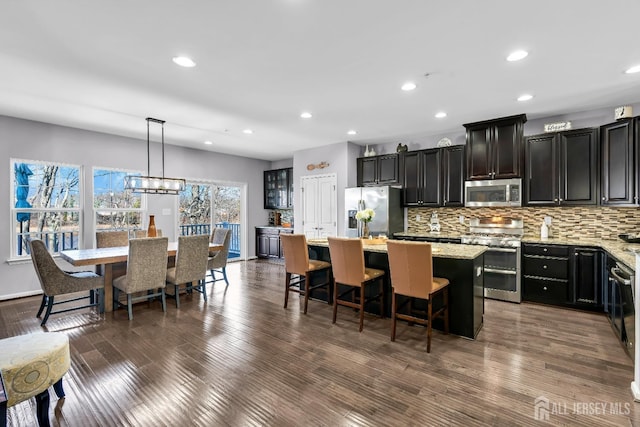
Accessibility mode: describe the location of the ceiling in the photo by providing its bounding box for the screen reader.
[2,1,640,161]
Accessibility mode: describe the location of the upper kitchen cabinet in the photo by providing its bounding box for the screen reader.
[357,153,400,187]
[464,114,527,180]
[264,167,293,209]
[601,118,636,205]
[401,145,464,207]
[525,128,599,206]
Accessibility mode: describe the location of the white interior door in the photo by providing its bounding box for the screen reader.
[301,174,337,238]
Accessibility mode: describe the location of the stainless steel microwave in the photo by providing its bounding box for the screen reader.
[464,178,522,207]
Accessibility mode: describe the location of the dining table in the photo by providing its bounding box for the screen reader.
[60,242,223,312]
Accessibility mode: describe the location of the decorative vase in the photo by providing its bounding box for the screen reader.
[362,222,370,239]
[147,215,157,238]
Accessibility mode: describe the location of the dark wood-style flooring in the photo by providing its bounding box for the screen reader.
[1,259,639,426]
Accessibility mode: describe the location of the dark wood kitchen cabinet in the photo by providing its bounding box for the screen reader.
[264,167,293,209]
[357,154,400,187]
[525,128,598,206]
[571,247,604,308]
[256,227,293,259]
[600,119,636,205]
[522,243,569,305]
[401,146,464,207]
[464,114,527,180]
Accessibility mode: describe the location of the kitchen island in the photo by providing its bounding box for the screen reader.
[306,240,486,339]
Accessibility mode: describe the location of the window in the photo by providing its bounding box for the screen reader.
[179,183,211,236]
[11,159,82,257]
[93,168,144,235]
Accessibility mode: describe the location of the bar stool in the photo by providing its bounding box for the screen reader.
[327,237,384,332]
[280,234,331,314]
[387,240,449,353]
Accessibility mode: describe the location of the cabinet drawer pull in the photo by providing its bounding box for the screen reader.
[543,248,547,252]
[543,286,548,291]
[543,265,547,269]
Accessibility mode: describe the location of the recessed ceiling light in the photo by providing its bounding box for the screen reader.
[204,140,213,145]
[507,50,528,62]
[243,129,253,134]
[172,56,196,67]
[347,130,357,135]
[625,65,640,74]
[517,94,534,101]
[300,112,312,119]
[435,112,447,119]
[401,82,417,91]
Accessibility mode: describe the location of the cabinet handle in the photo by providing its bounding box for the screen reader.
[543,248,547,252]
[602,197,606,201]
[559,198,563,202]
[554,198,558,202]
[543,265,547,269]
[543,286,548,291]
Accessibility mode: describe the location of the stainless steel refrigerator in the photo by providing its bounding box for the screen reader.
[345,186,403,238]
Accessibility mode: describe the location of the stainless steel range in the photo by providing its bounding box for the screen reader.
[461,217,523,303]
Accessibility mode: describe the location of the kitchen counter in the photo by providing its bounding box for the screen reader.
[309,239,487,260]
[394,231,463,240]
[307,239,485,339]
[256,225,293,230]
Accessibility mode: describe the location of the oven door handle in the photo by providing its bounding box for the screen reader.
[611,267,632,286]
[484,267,517,275]
[487,247,518,253]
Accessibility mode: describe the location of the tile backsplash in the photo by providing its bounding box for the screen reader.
[407,206,640,240]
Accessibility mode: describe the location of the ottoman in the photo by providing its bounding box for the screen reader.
[0,332,70,427]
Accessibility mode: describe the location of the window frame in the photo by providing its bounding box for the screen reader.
[92,166,146,240]
[10,158,83,259]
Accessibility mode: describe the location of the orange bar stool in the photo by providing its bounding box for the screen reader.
[327,237,384,332]
[280,234,331,314]
[387,240,449,353]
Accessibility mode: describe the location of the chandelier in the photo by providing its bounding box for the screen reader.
[124,117,186,195]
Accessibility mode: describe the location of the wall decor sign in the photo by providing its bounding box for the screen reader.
[544,121,572,132]
[615,105,633,120]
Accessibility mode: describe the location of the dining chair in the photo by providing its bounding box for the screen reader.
[207,227,231,287]
[29,239,105,326]
[112,237,169,320]
[166,235,210,308]
[327,237,384,332]
[96,230,129,248]
[386,240,449,353]
[280,234,331,314]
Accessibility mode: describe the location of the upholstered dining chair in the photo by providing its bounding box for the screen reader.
[327,237,384,332]
[112,237,169,320]
[166,235,210,308]
[280,234,331,314]
[207,227,231,287]
[29,239,105,326]
[386,240,449,353]
[96,230,129,248]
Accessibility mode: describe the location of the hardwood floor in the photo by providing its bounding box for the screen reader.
[2,259,639,426]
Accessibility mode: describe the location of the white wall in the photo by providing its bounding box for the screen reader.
[1,115,269,300]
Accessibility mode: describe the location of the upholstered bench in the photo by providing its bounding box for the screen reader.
[0,332,70,427]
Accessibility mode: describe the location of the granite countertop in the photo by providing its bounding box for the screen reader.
[394,231,462,239]
[307,239,487,260]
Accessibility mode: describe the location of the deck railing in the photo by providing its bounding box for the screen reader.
[17,231,79,255]
[179,222,241,256]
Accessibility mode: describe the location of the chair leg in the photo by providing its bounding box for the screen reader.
[98,288,105,313]
[443,288,450,335]
[161,289,167,313]
[89,289,95,305]
[175,285,180,308]
[284,272,291,309]
[332,279,338,324]
[201,279,208,302]
[359,285,365,332]
[53,378,65,399]
[36,295,47,317]
[391,291,397,341]
[303,272,311,314]
[222,267,229,286]
[41,296,54,326]
[427,298,433,353]
[34,388,50,427]
[127,294,133,320]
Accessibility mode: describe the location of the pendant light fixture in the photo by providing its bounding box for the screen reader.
[124,117,186,195]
